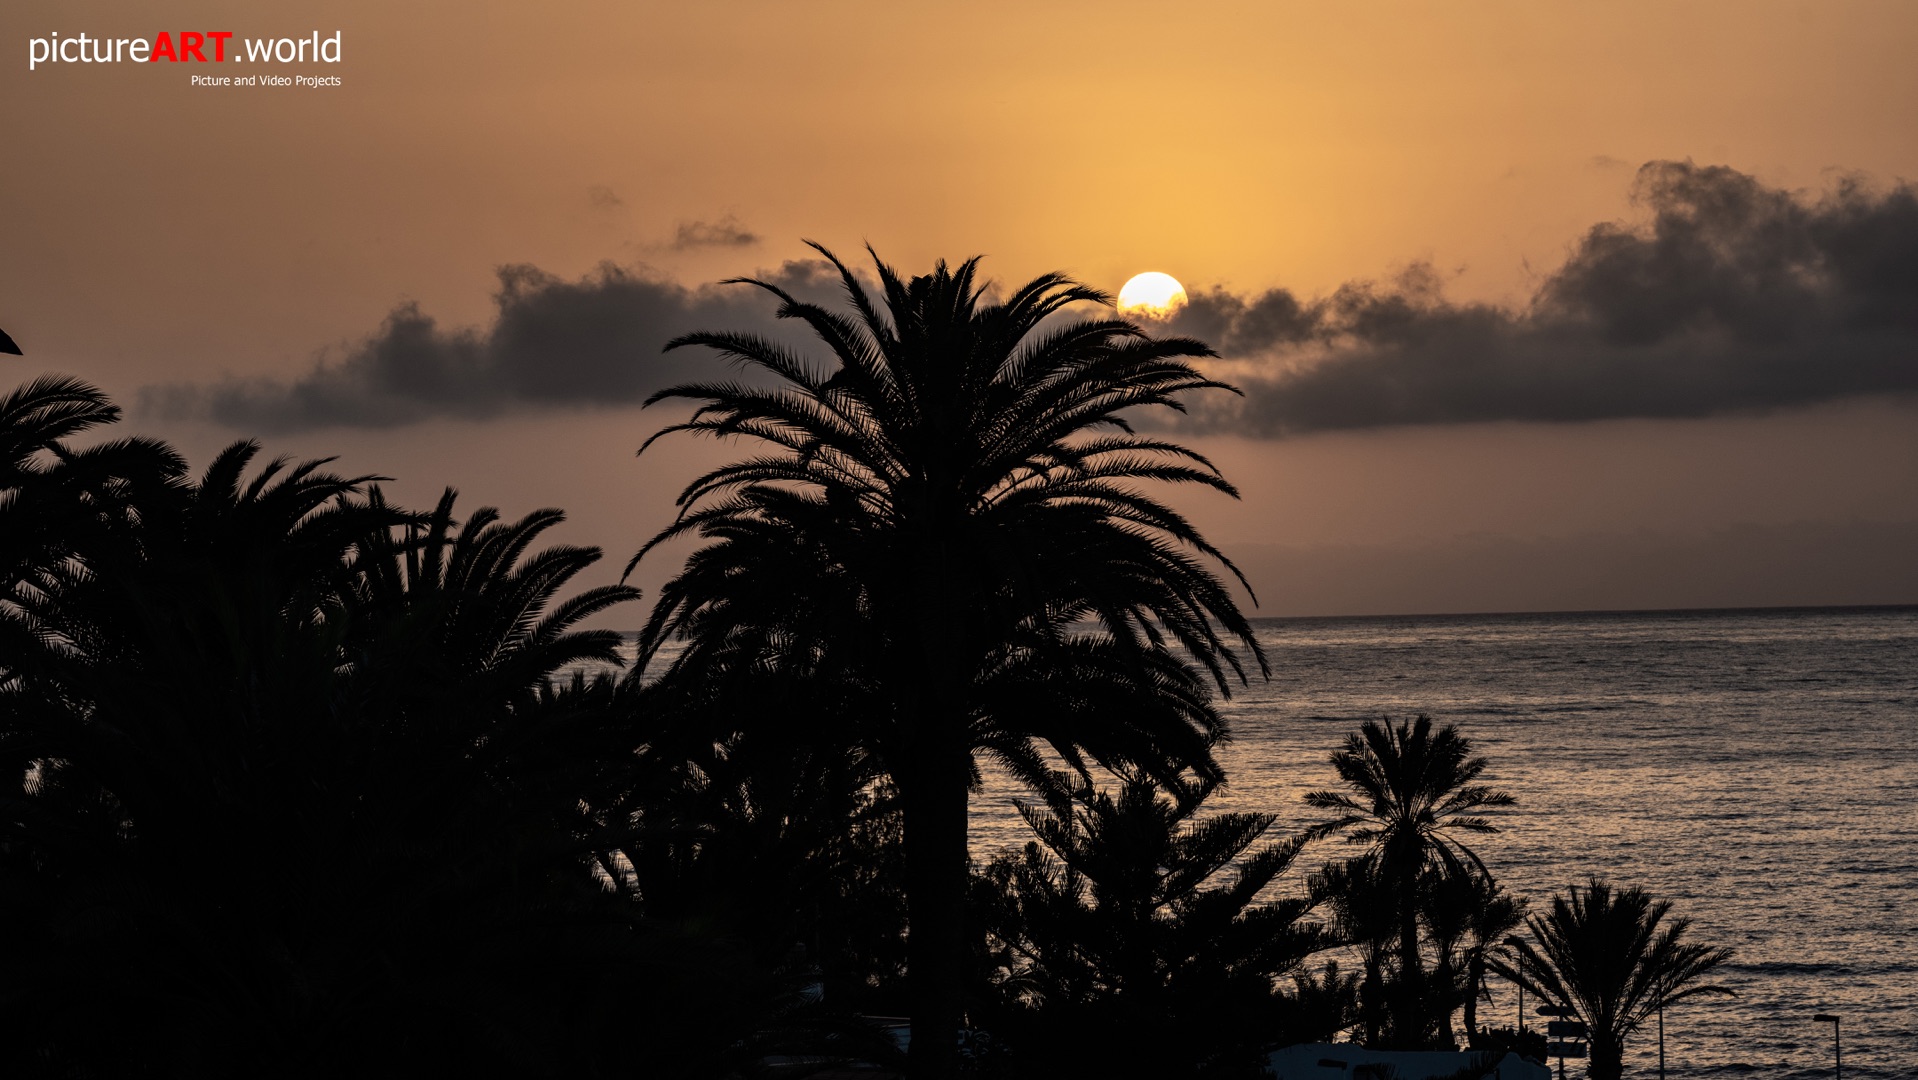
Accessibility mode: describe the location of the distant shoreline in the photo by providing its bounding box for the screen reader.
[1244,602,1918,624]
[616,603,1918,642]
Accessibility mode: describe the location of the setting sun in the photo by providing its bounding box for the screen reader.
[1117,271,1188,318]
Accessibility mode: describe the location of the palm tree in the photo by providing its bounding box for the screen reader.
[1498,878,1733,1080]
[633,243,1264,1076]
[1303,716,1515,1048]
[972,775,1323,1077]
[1308,855,1400,1045]
[0,421,696,1073]
[0,374,183,591]
[1423,869,1526,1047]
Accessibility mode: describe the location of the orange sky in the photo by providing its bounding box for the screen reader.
[5,0,1916,615]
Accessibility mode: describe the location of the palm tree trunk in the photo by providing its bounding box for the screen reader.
[1461,952,1482,1047]
[1360,964,1386,1046]
[1590,1033,1624,1080]
[1396,876,1424,1047]
[900,525,970,1079]
[902,744,969,1080]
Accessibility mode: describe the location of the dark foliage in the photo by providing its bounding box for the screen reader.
[970,776,1326,1077]
[0,376,852,1077]
[617,685,913,1013]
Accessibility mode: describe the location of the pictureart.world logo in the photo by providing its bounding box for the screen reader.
[28,30,345,87]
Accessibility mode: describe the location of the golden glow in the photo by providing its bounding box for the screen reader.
[1117,272,1188,318]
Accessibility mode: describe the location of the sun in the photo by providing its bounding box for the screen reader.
[1117,272,1188,318]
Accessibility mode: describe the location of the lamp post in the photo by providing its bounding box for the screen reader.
[1657,997,1665,1080]
[1653,968,1672,1080]
[1813,1014,1841,1080]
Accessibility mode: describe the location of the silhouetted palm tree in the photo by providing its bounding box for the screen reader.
[1304,716,1515,1048]
[634,243,1263,1076]
[0,374,183,588]
[619,701,910,999]
[1286,959,1363,1046]
[0,422,743,1074]
[1497,878,1732,1080]
[1424,869,1526,1046]
[2,440,408,1072]
[972,775,1323,1076]
[1309,855,1401,1045]
[0,374,116,483]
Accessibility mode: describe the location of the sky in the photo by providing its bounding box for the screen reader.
[4,0,1916,619]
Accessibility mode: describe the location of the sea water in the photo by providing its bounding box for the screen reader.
[969,606,1918,1078]
[633,606,1916,1075]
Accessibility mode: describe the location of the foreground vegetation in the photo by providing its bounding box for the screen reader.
[1,254,1729,1078]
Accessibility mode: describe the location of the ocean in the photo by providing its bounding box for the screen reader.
[967,606,1918,1078]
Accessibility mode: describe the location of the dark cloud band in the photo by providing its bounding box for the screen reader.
[1171,161,1918,435]
[146,162,1918,435]
[142,260,832,433]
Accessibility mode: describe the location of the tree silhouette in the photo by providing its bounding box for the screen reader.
[1496,878,1733,1080]
[3,439,413,1072]
[1,378,927,1072]
[1304,716,1515,1048]
[1424,868,1527,1047]
[619,684,911,1008]
[0,374,183,592]
[972,775,1325,1077]
[634,243,1263,1076]
[1309,854,1401,1044]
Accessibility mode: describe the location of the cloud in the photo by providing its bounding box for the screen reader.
[1170,161,1918,435]
[143,259,839,432]
[147,162,1917,436]
[671,214,760,250]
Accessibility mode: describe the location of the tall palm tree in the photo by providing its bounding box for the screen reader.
[1303,716,1515,1048]
[1498,878,1733,1080]
[633,243,1264,1076]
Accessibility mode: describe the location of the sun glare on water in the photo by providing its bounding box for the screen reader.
[1117,272,1188,318]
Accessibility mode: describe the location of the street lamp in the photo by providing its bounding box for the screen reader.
[1656,995,1665,1080]
[1813,1014,1841,1080]
[1652,970,1673,1080]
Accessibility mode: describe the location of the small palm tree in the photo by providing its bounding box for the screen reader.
[1424,869,1526,1047]
[635,244,1263,1076]
[1304,716,1515,1048]
[1308,856,1400,1045]
[972,775,1323,1076]
[1498,878,1733,1080]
